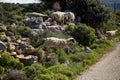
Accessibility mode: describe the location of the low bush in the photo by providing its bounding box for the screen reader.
[68,63,84,75]
[56,49,69,63]
[34,73,69,80]
[69,52,87,62]
[23,63,46,80]
[15,26,31,37]
[0,53,24,70]
[66,23,97,46]
[48,64,74,79]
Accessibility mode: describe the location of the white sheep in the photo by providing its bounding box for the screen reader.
[39,37,75,49]
[106,30,118,37]
[51,11,65,23]
[51,11,75,24]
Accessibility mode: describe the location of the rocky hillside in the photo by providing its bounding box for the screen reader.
[0,1,120,80]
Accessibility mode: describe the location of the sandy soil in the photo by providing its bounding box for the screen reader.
[75,42,120,80]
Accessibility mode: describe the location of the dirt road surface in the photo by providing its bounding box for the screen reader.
[75,42,120,80]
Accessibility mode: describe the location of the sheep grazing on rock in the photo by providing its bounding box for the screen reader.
[51,11,65,24]
[106,30,118,37]
[39,37,76,49]
[51,11,75,24]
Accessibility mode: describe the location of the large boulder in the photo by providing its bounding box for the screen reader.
[23,17,45,29]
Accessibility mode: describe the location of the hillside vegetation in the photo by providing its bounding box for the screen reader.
[0,0,120,80]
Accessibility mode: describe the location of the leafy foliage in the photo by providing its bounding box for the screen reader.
[0,53,24,70]
[14,26,31,37]
[66,23,97,46]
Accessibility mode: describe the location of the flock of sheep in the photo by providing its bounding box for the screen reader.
[23,11,118,50]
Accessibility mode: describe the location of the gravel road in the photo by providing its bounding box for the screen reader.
[75,42,120,80]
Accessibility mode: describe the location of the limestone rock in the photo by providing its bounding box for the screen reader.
[85,46,92,53]
[16,55,38,66]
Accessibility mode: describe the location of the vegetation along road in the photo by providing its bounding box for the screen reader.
[75,42,120,80]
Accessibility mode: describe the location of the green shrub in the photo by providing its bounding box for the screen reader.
[102,20,118,32]
[23,63,69,80]
[42,10,54,16]
[30,37,44,48]
[23,66,36,79]
[35,73,69,80]
[66,23,97,46]
[53,73,69,80]
[15,26,31,37]
[56,49,69,63]
[48,64,74,78]
[23,63,47,80]
[0,66,4,74]
[0,53,23,70]
[86,53,98,64]
[91,39,112,49]
[68,63,84,75]
[65,24,75,35]
[69,52,87,62]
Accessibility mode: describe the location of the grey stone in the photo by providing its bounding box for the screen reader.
[0,41,6,50]
[85,46,92,53]
[16,55,38,66]
[5,31,14,36]
[23,17,44,29]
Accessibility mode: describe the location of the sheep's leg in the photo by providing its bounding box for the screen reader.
[64,45,73,53]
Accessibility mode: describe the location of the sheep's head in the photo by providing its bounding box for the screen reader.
[67,38,76,45]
